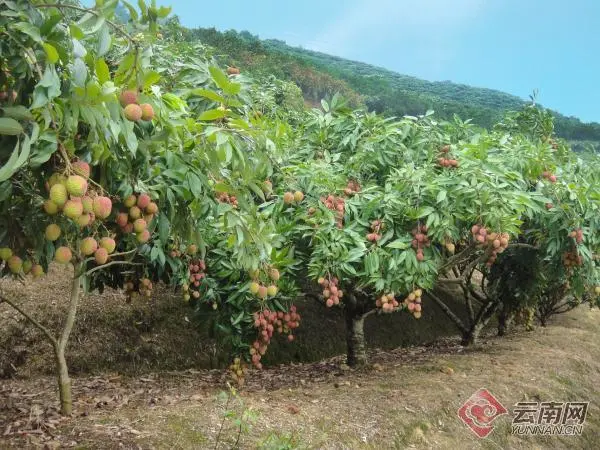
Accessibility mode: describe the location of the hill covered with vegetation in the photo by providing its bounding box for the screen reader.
[168,22,600,148]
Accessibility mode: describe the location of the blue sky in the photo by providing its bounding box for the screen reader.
[142,1,600,122]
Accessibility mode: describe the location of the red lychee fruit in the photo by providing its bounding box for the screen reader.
[54,246,73,264]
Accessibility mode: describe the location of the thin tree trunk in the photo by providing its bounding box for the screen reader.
[54,345,72,416]
[55,264,82,416]
[345,309,367,367]
[497,308,514,336]
[461,323,484,346]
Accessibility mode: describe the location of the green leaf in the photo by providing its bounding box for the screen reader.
[387,240,409,249]
[97,24,112,56]
[95,58,110,83]
[13,22,41,42]
[199,109,225,121]
[42,42,59,63]
[416,206,435,218]
[0,117,23,135]
[143,71,161,88]
[209,66,230,91]
[436,190,447,203]
[1,106,33,121]
[187,88,226,103]
[72,58,88,86]
[0,135,30,181]
[157,6,172,17]
[121,1,139,20]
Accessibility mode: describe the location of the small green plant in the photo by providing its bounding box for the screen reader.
[213,383,258,449]
[258,431,303,450]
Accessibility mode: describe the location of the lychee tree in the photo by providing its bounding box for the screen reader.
[256,98,600,366]
[0,0,289,414]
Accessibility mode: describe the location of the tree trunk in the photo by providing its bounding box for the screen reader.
[461,323,483,346]
[345,309,367,367]
[497,309,514,337]
[54,345,72,416]
[55,264,82,416]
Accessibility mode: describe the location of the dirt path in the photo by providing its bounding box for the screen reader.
[2,307,599,449]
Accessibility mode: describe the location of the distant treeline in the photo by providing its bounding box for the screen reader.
[166,20,600,145]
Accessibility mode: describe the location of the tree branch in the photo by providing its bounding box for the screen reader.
[84,260,142,276]
[427,290,468,333]
[36,3,135,43]
[58,263,82,352]
[0,294,58,348]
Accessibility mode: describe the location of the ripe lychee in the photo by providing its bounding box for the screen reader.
[293,191,304,202]
[146,202,158,214]
[129,206,141,219]
[140,103,154,121]
[43,200,59,215]
[31,264,44,277]
[45,224,61,241]
[93,196,112,219]
[267,285,278,296]
[262,180,272,194]
[94,247,109,265]
[48,173,67,189]
[63,198,84,219]
[187,244,197,255]
[136,229,150,243]
[77,213,92,228]
[119,89,138,107]
[269,269,280,281]
[116,212,128,227]
[7,255,22,273]
[283,192,294,204]
[549,175,557,183]
[250,282,260,294]
[80,237,98,256]
[81,196,93,213]
[66,175,88,197]
[137,193,151,209]
[124,103,142,121]
[124,195,137,208]
[99,237,116,254]
[72,161,90,178]
[257,285,268,299]
[133,218,147,233]
[54,246,72,264]
[49,184,68,207]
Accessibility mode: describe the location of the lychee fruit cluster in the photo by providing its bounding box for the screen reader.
[183,259,207,301]
[0,248,44,278]
[116,193,157,243]
[216,192,238,208]
[343,179,361,196]
[119,89,154,122]
[403,288,423,319]
[320,194,345,228]
[541,170,557,183]
[283,191,304,204]
[437,145,459,168]
[226,66,240,75]
[569,228,584,244]
[470,225,510,267]
[317,276,343,307]
[249,268,280,299]
[411,224,430,262]
[562,250,583,268]
[250,305,300,369]
[366,219,383,242]
[375,292,399,312]
[44,164,111,228]
[139,277,153,297]
[228,357,247,385]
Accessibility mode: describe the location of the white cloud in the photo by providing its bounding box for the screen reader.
[310,0,489,76]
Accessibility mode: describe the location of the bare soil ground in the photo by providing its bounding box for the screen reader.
[1,305,599,449]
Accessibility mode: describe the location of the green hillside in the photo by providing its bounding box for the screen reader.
[165,20,600,147]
